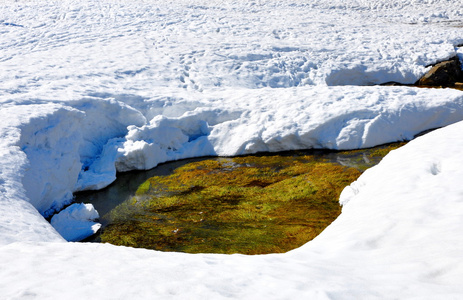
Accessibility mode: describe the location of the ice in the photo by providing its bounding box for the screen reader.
[2,0,463,298]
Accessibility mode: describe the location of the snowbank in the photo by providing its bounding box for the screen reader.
[5,87,463,217]
[2,114,463,299]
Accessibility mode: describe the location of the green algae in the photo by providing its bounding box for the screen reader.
[99,143,405,254]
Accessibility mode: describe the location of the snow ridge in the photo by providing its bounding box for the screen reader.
[10,86,463,216]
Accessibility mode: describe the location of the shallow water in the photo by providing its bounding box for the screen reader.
[76,157,209,227]
[78,144,403,248]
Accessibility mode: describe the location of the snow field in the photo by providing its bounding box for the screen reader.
[2,0,463,298]
[1,0,463,101]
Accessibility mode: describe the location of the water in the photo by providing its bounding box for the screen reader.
[77,144,403,246]
[77,157,208,230]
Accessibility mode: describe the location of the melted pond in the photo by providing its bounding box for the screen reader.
[79,143,405,254]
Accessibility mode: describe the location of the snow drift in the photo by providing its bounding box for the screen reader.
[5,87,463,219]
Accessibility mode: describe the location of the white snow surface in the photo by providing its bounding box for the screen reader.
[2,0,463,298]
[50,203,101,242]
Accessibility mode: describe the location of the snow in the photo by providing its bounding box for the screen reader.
[2,0,463,298]
[50,203,101,242]
[3,122,463,298]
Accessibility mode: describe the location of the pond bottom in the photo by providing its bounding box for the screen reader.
[79,143,405,254]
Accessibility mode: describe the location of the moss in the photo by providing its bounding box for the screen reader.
[135,180,150,195]
[100,142,406,254]
[335,142,406,171]
[368,142,407,157]
[101,154,362,254]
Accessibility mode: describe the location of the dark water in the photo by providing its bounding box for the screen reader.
[76,157,208,229]
[77,146,397,243]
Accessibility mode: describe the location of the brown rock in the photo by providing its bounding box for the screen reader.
[416,57,463,86]
[454,82,463,91]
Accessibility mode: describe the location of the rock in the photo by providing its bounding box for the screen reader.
[454,82,463,91]
[416,57,463,86]
[380,81,404,86]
